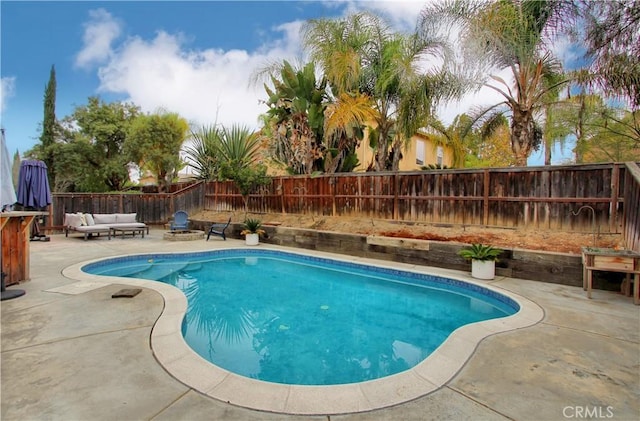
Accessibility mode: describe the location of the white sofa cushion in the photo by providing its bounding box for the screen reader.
[93,214,117,224]
[110,222,146,229]
[64,213,82,228]
[115,213,138,223]
[72,224,111,232]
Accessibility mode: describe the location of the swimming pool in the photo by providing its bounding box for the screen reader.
[84,249,516,385]
[71,246,543,414]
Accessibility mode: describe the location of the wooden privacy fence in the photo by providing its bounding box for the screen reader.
[205,163,636,235]
[623,162,640,251]
[50,163,640,248]
[51,181,205,227]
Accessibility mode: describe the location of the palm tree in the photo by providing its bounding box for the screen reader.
[423,115,475,168]
[304,12,461,172]
[420,0,571,166]
[577,1,640,109]
[323,92,377,172]
[260,60,328,174]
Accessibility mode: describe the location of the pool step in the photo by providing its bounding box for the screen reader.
[137,261,189,281]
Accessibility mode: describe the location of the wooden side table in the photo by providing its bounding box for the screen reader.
[582,247,640,305]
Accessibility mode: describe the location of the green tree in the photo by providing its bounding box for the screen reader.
[420,0,571,166]
[545,92,640,164]
[46,139,96,192]
[220,163,271,216]
[545,92,601,164]
[11,149,20,191]
[51,97,140,192]
[126,111,189,192]
[579,107,640,163]
[466,117,516,168]
[29,65,60,187]
[304,12,461,172]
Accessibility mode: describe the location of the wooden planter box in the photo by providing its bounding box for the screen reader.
[582,247,640,304]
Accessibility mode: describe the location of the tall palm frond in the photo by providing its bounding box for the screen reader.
[184,125,223,180]
[217,124,262,169]
[324,92,377,140]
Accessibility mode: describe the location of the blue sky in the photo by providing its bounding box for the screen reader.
[1,0,576,166]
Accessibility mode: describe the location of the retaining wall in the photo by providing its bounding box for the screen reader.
[192,219,593,288]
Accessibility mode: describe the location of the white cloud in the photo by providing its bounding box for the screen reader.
[348,0,429,32]
[75,9,122,69]
[77,3,535,134]
[0,77,16,114]
[437,67,514,125]
[92,20,303,130]
[78,2,453,133]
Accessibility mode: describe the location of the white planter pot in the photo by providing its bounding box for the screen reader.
[471,259,495,280]
[245,233,259,246]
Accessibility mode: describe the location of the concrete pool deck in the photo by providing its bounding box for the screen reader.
[1,227,639,420]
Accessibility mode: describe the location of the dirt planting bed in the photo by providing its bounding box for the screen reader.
[192,211,623,255]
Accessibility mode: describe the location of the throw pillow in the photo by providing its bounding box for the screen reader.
[84,213,95,226]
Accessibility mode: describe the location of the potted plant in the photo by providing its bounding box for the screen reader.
[241,218,265,246]
[458,243,503,280]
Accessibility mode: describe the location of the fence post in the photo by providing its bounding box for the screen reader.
[610,163,619,233]
[393,172,399,220]
[279,179,285,214]
[213,181,218,212]
[483,169,490,226]
[331,176,336,217]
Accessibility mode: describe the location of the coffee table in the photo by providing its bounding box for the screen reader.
[110,227,146,239]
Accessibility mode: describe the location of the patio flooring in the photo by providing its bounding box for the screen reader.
[1,227,639,421]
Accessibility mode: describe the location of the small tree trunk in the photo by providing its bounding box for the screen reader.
[374,145,388,172]
[374,123,392,171]
[391,138,403,171]
[511,109,535,167]
[544,139,552,165]
[243,195,249,219]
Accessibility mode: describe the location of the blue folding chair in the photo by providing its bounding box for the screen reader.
[170,211,189,231]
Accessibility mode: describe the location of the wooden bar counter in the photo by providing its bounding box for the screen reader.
[1,211,45,286]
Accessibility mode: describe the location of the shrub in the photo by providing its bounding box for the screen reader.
[458,243,503,261]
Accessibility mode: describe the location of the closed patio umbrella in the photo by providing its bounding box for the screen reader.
[16,159,51,209]
[1,129,25,300]
[16,159,51,241]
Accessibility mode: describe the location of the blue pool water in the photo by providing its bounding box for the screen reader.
[84,249,518,385]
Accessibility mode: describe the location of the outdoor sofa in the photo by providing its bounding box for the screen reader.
[64,212,149,240]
